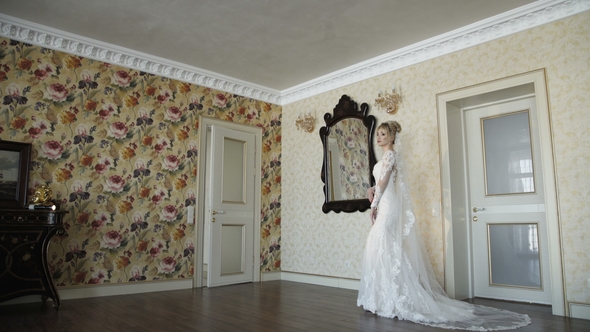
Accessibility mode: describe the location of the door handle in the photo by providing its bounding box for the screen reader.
[472,207,485,213]
[211,210,225,215]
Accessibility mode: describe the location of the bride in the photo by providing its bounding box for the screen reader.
[357,121,531,330]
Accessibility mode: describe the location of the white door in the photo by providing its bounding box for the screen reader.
[465,96,552,304]
[207,126,256,287]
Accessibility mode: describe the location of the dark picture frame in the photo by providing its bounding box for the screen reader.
[0,141,32,208]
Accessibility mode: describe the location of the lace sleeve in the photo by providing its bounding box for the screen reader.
[370,150,395,209]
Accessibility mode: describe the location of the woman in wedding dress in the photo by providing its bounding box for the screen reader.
[357,121,531,330]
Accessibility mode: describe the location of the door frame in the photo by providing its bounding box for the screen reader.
[436,69,566,316]
[194,116,262,288]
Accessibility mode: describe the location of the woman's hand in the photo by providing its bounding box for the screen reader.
[367,187,375,203]
[370,207,377,225]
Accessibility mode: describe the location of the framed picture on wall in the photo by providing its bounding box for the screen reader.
[0,141,32,208]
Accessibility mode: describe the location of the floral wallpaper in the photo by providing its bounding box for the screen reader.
[0,37,282,287]
[281,10,590,306]
[329,118,370,200]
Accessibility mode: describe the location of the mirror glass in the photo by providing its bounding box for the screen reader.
[320,95,376,213]
[326,118,371,201]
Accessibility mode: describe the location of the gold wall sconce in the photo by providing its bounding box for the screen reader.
[296,111,316,133]
[374,86,402,114]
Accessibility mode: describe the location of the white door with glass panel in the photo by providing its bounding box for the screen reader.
[465,96,552,304]
[207,126,255,287]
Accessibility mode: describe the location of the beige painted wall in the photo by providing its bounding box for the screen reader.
[281,11,590,304]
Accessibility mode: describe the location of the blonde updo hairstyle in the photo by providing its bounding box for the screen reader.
[377,120,402,144]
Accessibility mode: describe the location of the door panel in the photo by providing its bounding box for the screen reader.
[221,138,246,203]
[481,111,535,195]
[465,96,552,304]
[488,222,541,288]
[221,224,244,274]
[207,126,255,287]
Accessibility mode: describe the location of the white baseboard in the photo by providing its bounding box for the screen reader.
[278,271,359,291]
[569,302,590,320]
[0,279,193,306]
[261,271,282,281]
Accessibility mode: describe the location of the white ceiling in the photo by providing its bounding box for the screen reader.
[0,1,586,104]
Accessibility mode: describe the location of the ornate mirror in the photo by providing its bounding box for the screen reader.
[320,95,377,213]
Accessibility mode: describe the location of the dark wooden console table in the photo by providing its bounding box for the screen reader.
[0,209,66,309]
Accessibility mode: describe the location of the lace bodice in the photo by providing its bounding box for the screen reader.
[370,150,396,209]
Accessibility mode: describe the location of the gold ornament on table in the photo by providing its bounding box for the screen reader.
[295,111,316,133]
[29,184,58,210]
[31,185,53,205]
[374,86,402,114]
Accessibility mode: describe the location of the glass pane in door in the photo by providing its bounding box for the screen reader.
[221,224,244,275]
[222,138,245,203]
[488,223,541,289]
[482,111,535,195]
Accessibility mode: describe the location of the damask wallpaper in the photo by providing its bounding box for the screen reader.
[0,38,282,287]
[282,11,590,305]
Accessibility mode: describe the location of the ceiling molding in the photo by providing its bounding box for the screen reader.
[0,0,588,106]
[0,13,282,104]
[280,0,590,104]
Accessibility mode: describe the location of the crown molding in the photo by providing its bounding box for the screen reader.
[280,0,590,104]
[0,13,282,104]
[1,0,589,106]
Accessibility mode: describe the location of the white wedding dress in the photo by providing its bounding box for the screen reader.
[357,138,531,331]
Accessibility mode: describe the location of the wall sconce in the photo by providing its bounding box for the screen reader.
[295,111,316,133]
[374,86,402,114]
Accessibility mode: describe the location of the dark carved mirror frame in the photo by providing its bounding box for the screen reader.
[319,95,377,213]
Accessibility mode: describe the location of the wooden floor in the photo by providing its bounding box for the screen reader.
[1,280,588,332]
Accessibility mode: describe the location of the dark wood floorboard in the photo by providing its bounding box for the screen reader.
[0,281,588,332]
